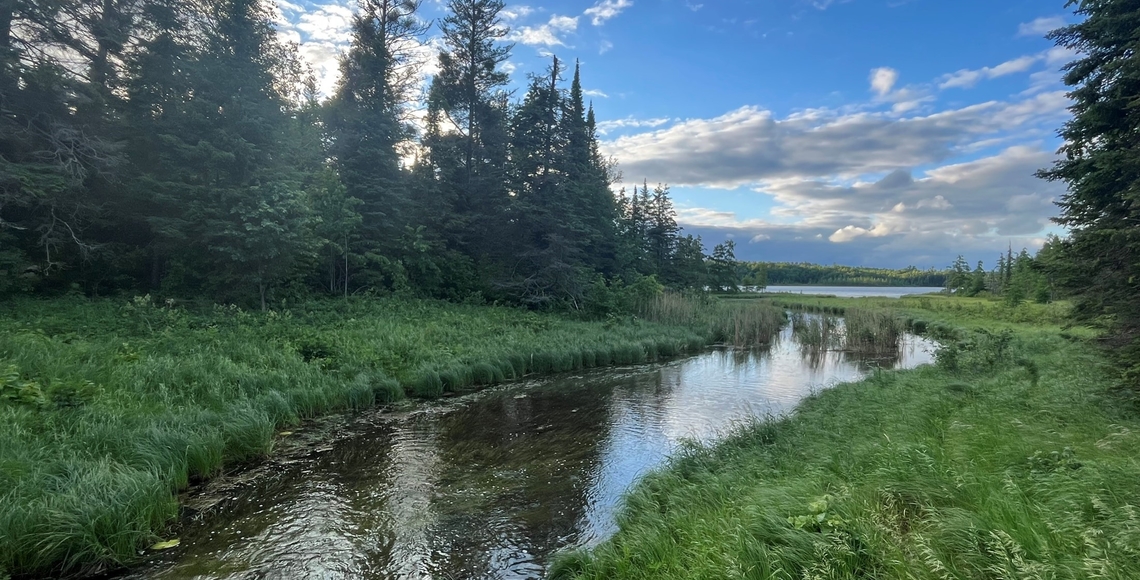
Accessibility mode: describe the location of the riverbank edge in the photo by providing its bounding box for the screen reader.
[1,296,782,579]
[550,299,1135,579]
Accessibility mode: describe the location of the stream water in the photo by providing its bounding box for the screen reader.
[123,322,936,580]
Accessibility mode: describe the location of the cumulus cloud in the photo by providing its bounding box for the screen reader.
[584,88,609,98]
[510,14,579,46]
[669,146,1063,265]
[602,90,1068,189]
[501,5,535,21]
[584,0,633,26]
[1018,16,1065,37]
[870,67,898,96]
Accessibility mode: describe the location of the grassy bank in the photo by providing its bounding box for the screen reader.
[0,295,782,578]
[553,298,1140,579]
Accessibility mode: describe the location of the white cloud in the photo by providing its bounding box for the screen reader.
[295,3,354,43]
[1045,46,1079,66]
[940,55,1039,89]
[510,14,579,46]
[870,67,898,96]
[501,5,535,21]
[602,90,1068,189]
[599,39,614,54]
[584,89,609,98]
[1018,16,1065,37]
[596,116,672,135]
[584,0,633,26]
[670,145,1064,266]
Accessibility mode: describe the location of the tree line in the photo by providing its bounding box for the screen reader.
[0,0,733,310]
[738,263,947,288]
[943,237,1064,305]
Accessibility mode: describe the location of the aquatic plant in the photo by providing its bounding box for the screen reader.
[843,308,905,354]
[641,292,785,347]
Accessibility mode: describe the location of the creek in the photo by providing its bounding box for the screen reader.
[123,320,935,579]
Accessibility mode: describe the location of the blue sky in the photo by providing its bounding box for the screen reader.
[275,0,1076,268]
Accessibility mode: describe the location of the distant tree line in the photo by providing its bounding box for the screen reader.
[739,263,948,288]
[0,0,733,311]
[943,237,1065,305]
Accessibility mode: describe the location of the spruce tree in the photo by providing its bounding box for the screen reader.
[1038,0,1140,378]
[327,0,426,279]
[425,0,512,257]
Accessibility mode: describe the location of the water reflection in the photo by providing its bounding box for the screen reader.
[124,326,935,580]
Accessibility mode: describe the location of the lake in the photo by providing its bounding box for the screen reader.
[762,286,944,298]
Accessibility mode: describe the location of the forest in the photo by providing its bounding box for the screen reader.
[0,0,736,311]
[742,262,947,287]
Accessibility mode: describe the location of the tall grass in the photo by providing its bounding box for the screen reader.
[552,324,1140,580]
[842,308,904,354]
[641,292,785,347]
[0,295,719,578]
[791,312,841,351]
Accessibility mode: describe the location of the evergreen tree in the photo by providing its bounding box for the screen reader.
[126,0,317,306]
[1038,0,1140,379]
[646,182,679,277]
[425,0,512,258]
[946,255,970,293]
[327,0,426,285]
[968,260,987,297]
[557,63,618,275]
[709,240,739,292]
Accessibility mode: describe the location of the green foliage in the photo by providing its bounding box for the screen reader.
[556,314,1140,580]
[843,309,904,354]
[0,295,722,576]
[747,262,947,287]
[787,495,848,533]
[1037,0,1140,386]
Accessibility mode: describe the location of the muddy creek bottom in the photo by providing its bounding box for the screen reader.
[124,326,935,580]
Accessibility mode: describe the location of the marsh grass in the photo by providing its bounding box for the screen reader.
[0,295,720,578]
[552,324,1140,580]
[791,312,841,351]
[642,292,785,347]
[842,308,905,355]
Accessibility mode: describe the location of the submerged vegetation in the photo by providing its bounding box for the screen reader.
[0,292,788,577]
[553,298,1140,579]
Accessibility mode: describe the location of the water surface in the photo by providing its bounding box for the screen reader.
[125,323,935,580]
[764,286,944,298]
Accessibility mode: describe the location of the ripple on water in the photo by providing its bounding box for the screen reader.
[123,324,936,580]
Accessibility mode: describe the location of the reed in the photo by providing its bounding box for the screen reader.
[842,308,905,354]
[791,312,841,351]
[641,292,786,347]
